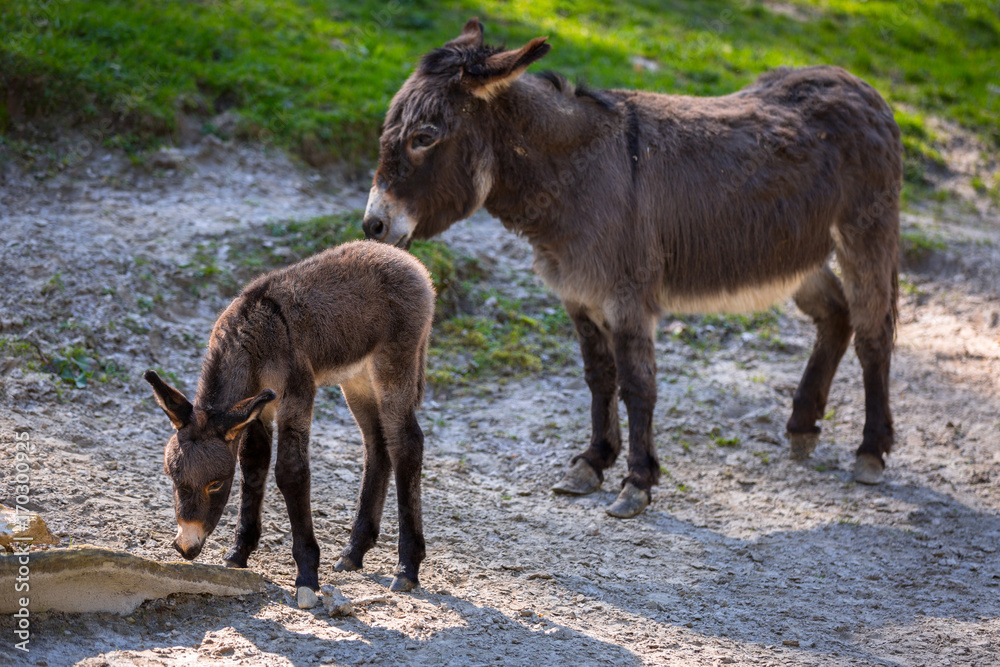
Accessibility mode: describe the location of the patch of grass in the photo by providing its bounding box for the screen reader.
[44,344,125,388]
[2,1,997,172]
[674,308,783,352]
[712,434,741,448]
[428,292,574,386]
[900,227,946,263]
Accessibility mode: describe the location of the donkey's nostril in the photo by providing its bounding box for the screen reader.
[364,216,388,241]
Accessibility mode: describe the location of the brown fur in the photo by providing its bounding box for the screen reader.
[364,19,902,510]
[145,241,435,591]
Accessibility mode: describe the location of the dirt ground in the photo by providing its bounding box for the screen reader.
[0,138,998,667]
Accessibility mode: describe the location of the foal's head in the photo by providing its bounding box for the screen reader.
[143,370,275,560]
[363,18,550,247]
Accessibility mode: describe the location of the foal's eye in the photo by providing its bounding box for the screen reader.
[206,480,224,493]
[411,132,436,149]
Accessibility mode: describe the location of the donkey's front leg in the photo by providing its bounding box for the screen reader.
[553,304,621,496]
[224,419,273,568]
[607,318,660,518]
[275,398,321,603]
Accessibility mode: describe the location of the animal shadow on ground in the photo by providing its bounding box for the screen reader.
[0,587,642,666]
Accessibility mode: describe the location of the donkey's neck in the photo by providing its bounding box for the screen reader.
[194,327,258,414]
[483,75,623,237]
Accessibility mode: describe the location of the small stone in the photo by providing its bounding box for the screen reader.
[518,608,535,617]
[0,504,60,550]
[296,586,320,609]
[320,585,354,617]
[782,639,800,647]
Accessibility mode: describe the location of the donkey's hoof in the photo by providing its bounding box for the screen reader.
[334,556,360,572]
[222,559,244,569]
[552,458,601,496]
[606,483,650,519]
[296,586,321,609]
[389,575,418,593]
[853,454,884,485]
[788,430,820,460]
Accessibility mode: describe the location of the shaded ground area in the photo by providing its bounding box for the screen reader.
[0,141,998,666]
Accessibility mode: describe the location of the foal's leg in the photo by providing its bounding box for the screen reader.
[836,204,899,484]
[382,406,425,592]
[274,382,321,600]
[367,349,426,592]
[552,303,621,496]
[607,313,660,518]
[335,373,392,575]
[224,418,273,568]
[786,265,853,459]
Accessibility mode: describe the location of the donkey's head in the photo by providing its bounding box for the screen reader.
[363,18,550,247]
[143,370,275,560]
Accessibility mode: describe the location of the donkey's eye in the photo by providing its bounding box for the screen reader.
[411,132,436,149]
[206,480,224,493]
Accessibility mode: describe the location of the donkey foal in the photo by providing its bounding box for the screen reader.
[144,241,435,603]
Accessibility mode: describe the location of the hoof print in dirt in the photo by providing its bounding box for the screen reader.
[853,454,885,485]
[788,430,820,460]
[296,586,320,609]
[606,483,650,519]
[552,458,602,496]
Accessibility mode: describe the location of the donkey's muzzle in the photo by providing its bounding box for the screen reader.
[173,520,206,560]
[363,215,388,241]
[173,538,203,560]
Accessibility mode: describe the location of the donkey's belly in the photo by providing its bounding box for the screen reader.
[659,271,809,315]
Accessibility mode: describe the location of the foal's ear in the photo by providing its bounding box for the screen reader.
[143,370,193,430]
[461,35,551,100]
[447,17,484,49]
[218,389,277,441]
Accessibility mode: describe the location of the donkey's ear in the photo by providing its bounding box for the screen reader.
[447,17,484,49]
[461,36,550,100]
[143,370,193,430]
[218,389,277,441]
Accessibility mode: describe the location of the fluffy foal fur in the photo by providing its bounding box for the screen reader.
[145,241,435,597]
[364,19,901,517]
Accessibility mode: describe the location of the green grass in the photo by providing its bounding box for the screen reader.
[900,227,947,263]
[2,1,997,173]
[428,291,574,386]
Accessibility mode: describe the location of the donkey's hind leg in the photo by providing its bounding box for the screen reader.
[836,208,899,484]
[337,372,392,575]
[552,303,621,496]
[224,419,274,568]
[370,358,427,592]
[787,265,853,460]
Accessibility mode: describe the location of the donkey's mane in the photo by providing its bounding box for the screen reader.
[536,70,617,111]
[418,42,505,78]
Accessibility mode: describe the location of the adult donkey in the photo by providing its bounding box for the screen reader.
[364,19,901,518]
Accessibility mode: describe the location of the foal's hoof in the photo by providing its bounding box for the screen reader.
[222,559,244,569]
[552,458,601,496]
[788,430,820,460]
[334,556,360,572]
[853,454,885,485]
[296,586,321,609]
[606,483,650,519]
[389,575,418,593]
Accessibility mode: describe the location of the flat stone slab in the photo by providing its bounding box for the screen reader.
[0,546,266,614]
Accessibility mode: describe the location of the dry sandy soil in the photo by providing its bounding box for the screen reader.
[0,138,998,667]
